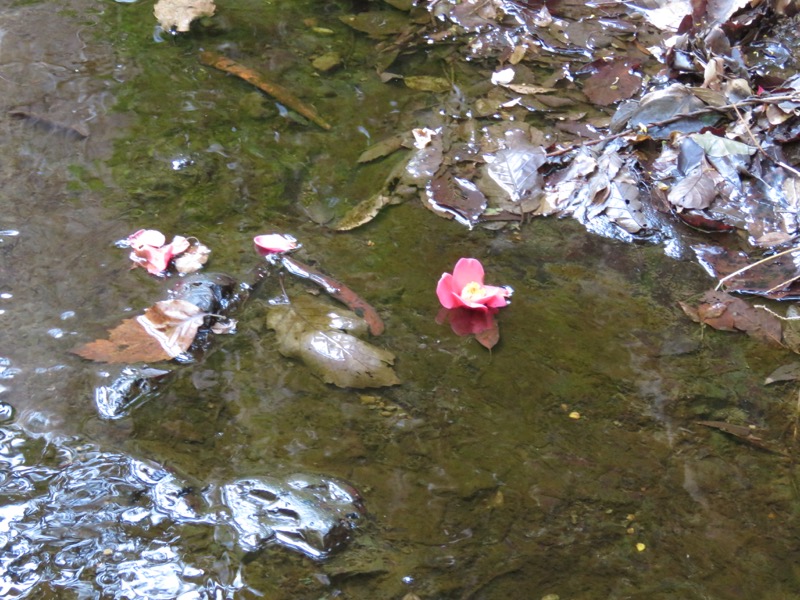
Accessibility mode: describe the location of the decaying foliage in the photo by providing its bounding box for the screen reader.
[338,0,800,243]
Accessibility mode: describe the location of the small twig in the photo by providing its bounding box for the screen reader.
[280,256,385,335]
[755,304,800,320]
[200,51,331,130]
[715,245,800,289]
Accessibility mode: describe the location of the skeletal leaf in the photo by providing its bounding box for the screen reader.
[267,296,399,389]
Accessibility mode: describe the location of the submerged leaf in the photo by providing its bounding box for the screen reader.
[679,289,783,346]
[582,58,643,106]
[426,172,488,227]
[339,12,408,37]
[267,296,399,389]
[335,194,397,231]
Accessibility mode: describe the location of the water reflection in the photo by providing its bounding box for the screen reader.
[0,424,363,598]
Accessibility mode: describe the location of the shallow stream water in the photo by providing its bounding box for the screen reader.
[1,1,800,598]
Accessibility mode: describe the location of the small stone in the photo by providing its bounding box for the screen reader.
[312,52,342,73]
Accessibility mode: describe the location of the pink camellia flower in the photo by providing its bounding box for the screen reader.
[436,258,512,311]
[127,229,166,249]
[253,233,299,256]
[126,229,190,276]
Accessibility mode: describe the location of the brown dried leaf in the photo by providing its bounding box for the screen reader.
[72,318,172,363]
[138,299,207,358]
[582,59,643,106]
[426,172,488,227]
[668,166,717,210]
[680,289,783,346]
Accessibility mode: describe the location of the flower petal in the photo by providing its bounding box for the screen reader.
[436,273,460,309]
[254,233,298,255]
[127,229,166,249]
[451,258,485,290]
[166,235,190,256]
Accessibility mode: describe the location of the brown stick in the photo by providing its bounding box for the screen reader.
[200,51,331,131]
[281,256,385,335]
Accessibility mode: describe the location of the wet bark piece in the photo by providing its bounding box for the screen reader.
[281,256,385,336]
[200,51,331,130]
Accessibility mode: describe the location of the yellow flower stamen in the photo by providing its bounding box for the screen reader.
[461,281,485,302]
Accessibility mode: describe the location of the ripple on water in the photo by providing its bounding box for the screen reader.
[0,425,365,598]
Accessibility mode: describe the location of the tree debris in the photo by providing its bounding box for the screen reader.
[200,51,331,130]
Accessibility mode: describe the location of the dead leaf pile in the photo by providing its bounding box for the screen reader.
[334,0,800,256]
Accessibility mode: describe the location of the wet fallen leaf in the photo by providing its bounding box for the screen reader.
[484,140,546,203]
[426,172,488,228]
[624,84,719,139]
[404,76,451,93]
[357,133,410,163]
[339,11,409,37]
[689,132,757,157]
[72,318,174,363]
[692,245,800,299]
[154,0,215,33]
[696,420,786,455]
[679,289,783,346]
[582,58,643,106]
[335,193,397,231]
[72,300,205,363]
[668,165,718,210]
[764,362,800,384]
[267,296,400,389]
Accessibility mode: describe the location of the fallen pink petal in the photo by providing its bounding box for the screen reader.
[436,257,512,311]
[126,229,166,249]
[254,233,299,256]
[126,231,192,276]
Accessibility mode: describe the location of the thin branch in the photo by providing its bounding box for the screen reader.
[715,245,800,289]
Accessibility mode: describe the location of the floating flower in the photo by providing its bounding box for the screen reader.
[436,258,512,311]
[125,229,190,276]
[253,233,299,256]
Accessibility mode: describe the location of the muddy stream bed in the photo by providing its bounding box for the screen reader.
[1,1,800,598]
